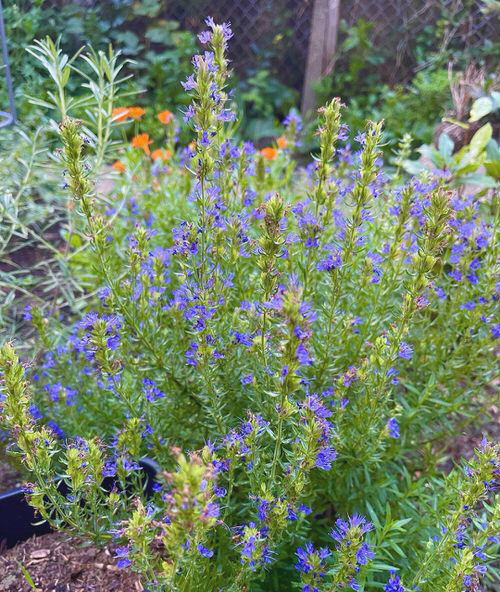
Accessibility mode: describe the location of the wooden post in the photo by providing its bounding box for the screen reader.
[301,0,341,118]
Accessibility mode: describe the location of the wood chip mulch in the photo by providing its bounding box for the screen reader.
[0,532,142,592]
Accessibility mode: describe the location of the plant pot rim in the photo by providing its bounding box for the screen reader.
[0,457,158,550]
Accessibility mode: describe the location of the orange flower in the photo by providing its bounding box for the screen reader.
[188,140,196,152]
[276,135,288,150]
[111,160,126,173]
[260,147,277,160]
[112,107,131,122]
[127,106,146,119]
[131,133,153,155]
[157,110,173,124]
[151,148,172,161]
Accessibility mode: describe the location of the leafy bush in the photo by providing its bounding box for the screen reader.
[1,0,198,130]
[1,19,499,592]
[233,60,298,143]
[380,69,452,148]
[403,122,500,189]
[313,5,498,154]
[2,0,297,142]
[312,30,451,154]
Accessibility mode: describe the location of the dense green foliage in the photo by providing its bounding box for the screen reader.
[2,0,297,141]
[0,20,499,592]
[2,0,197,130]
[3,1,498,148]
[313,5,499,152]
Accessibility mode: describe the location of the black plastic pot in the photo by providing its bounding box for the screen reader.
[0,458,158,550]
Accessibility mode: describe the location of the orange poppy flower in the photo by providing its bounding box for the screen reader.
[157,110,173,124]
[131,133,152,155]
[276,135,288,150]
[151,148,172,161]
[112,107,131,122]
[260,147,277,160]
[111,160,126,173]
[127,106,146,119]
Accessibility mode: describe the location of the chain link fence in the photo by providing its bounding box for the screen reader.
[163,0,314,92]
[339,0,498,85]
[161,0,497,91]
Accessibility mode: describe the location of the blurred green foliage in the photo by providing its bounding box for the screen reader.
[1,0,297,142]
[313,19,453,152]
[1,0,197,130]
[313,2,498,154]
[1,1,497,149]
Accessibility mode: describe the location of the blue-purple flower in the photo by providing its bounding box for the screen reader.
[385,571,405,592]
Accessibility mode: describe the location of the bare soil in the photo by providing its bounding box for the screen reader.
[0,531,142,592]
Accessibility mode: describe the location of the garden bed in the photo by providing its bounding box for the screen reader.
[0,532,141,592]
[0,12,498,591]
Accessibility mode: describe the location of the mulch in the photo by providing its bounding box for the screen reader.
[0,532,142,592]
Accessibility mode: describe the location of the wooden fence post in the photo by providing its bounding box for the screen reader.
[301,0,341,118]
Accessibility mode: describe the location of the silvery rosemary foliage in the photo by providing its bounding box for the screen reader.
[1,18,499,592]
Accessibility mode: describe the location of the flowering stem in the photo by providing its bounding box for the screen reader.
[314,270,341,387]
[270,412,284,484]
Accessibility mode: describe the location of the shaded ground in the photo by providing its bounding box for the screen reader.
[0,532,142,592]
[440,391,500,472]
[0,457,24,491]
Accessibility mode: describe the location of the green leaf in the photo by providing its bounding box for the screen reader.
[145,24,173,44]
[469,96,493,122]
[392,518,413,529]
[17,562,37,590]
[453,163,480,176]
[385,502,392,524]
[27,96,56,110]
[469,123,492,156]
[491,91,500,110]
[458,173,498,188]
[417,144,436,161]
[484,161,500,180]
[133,0,162,17]
[69,233,83,248]
[486,139,500,161]
[390,542,407,558]
[401,159,426,175]
[370,562,399,572]
[366,502,382,529]
[438,133,454,160]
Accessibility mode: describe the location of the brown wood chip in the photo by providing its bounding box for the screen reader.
[0,532,141,591]
[30,549,51,559]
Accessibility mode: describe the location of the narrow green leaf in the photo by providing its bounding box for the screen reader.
[17,562,37,590]
[438,133,454,159]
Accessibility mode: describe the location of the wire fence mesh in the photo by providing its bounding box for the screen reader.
[338,0,499,84]
[161,0,497,91]
[163,0,314,92]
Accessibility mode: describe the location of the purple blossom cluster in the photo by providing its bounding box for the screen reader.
[295,542,330,592]
[3,16,498,592]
